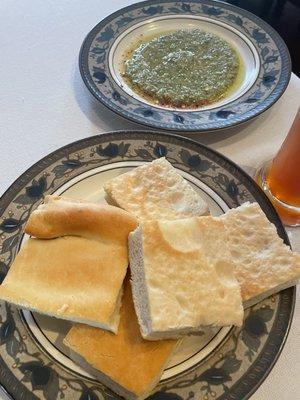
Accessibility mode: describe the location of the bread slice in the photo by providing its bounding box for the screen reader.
[104,157,208,221]
[129,217,244,340]
[220,202,300,307]
[0,195,137,332]
[64,280,179,400]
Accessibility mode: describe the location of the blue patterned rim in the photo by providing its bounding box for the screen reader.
[0,131,295,400]
[79,0,291,132]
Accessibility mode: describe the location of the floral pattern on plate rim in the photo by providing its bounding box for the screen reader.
[80,0,291,131]
[0,132,295,400]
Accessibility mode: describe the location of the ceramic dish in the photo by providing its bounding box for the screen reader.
[0,131,295,400]
[79,0,291,132]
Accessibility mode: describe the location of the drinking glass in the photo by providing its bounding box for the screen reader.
[255,108,300,226]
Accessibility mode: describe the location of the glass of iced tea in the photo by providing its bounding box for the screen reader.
[256,108,300,226]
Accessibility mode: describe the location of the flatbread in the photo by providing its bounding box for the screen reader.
[129,216,244,339]
[64,280,179,400]
[220,202,300,306]
[104,157,208,221]
[0,195,137,332]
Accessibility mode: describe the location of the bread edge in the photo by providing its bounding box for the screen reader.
[128,226,153,338]
[0,286,124,334]
[243,278,299,309]
[104,191,119,208]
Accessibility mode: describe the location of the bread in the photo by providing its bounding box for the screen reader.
[129,217,244,340]
[64,280,179,400]
[104,157,208,221]
[25,195,136,242]
[0,195,137,332]
[220,202,300,307]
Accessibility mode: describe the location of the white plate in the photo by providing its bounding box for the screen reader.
[80,0,291,131]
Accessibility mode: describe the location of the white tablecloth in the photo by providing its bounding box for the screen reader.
[0,1,299,399]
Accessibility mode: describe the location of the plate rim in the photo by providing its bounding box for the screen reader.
[0,130,296,400]
[79,0,292,133]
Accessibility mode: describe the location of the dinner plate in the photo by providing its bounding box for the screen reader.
[0,131,295,400]
[79,0,291,132]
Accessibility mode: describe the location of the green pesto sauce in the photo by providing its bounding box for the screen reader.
[124,29,239,108]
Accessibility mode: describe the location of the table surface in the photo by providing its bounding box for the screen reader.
[0,1,299,399]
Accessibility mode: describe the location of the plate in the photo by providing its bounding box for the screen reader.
[79,0,291,132]
[0,131,295,400]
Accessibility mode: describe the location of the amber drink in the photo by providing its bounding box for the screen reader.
[256,109,300,226]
